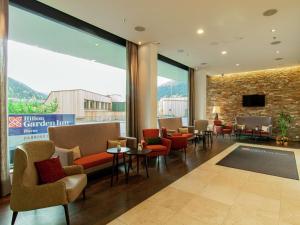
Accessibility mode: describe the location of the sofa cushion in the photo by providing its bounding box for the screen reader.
[182,133,193,139]
[35,157,66,184]
[59,174,87,202]
[74,152,114,169]
[178,128,189,134]
[145,144,167,152]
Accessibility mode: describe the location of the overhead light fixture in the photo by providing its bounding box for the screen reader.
[276,50,280,54]
[271,29,276,33]
[134,26,146,32]
[221,51,227,55]
[236,63,240,66]
[271,41,281,45]
[263,9,278,16]
[197,29,204,34]
[138,41,142,45]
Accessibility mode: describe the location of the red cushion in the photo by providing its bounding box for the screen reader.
[145,145,167,152]
[182,133,193,139]
[74,152,115,169]
[35,157,66,184]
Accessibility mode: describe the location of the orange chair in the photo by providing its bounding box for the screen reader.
[142,129,171,166]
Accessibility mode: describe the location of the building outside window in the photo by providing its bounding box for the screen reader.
[7,5,127,166]
[157,59,189,126]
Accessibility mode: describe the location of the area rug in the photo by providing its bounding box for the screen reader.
[216,145,299,180]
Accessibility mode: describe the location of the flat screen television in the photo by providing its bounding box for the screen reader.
[242,94,265,107]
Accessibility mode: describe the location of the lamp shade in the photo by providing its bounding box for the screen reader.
[212,106,220,114]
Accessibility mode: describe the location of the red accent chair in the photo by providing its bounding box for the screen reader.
[142,129,171,166]
[213,120,223,136]
[213,120,233,138]
[222,123,233,138]
[161,127,188,158]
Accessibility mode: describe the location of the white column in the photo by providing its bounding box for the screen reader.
[137,43,158,136]
[195,70,207,120]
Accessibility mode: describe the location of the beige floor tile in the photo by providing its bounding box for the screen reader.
[279,197,300,225]
[223,205,279,225]
[106,219,126,225]
[235,191,280,213]
[165,211,211,225]
[179,195,230,225]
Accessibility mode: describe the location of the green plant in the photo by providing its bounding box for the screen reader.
[278,111,293,138]
[8,98,58,114]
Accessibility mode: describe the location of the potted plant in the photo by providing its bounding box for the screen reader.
[277,111,293,145]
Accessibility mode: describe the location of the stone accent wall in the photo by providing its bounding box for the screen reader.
[207,66,300,140]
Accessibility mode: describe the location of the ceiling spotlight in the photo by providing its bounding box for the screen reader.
[134,26,146,32]
[221,51,227,55]
[276,50,280,54]
[263,9,278,16]
[236,63,240,66]
[271,41,281,45]
[271,29,276,33]
[138,41,142,45]
[197,29,204,34]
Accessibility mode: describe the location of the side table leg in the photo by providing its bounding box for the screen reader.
[116,154,119,181]
[137,155,140,174]
[111,154,116,187]
[123,153,128,184]
[145,156,149,178]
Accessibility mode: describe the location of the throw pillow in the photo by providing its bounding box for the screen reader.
[107,139,127,148]
[35,157,66,184]
[237,124,245,130]
[167,129,176,135]
[261,125,269,132]
[178,127,189,134]
[55,146,82,161]
[146,137,162,145]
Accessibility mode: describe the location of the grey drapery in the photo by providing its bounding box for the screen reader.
[126,41,139,139]
[0,0,11,196]
[188,68,195,126]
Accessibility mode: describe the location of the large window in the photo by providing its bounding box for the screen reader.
[8,5,126,166]
[157,59,189,125]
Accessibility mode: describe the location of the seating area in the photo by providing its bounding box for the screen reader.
[0,1,300,225]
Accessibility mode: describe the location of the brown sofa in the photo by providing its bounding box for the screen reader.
[158,117,194,140]
[48,123,137,174]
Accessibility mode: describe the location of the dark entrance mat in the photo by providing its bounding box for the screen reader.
[216,145,299,180]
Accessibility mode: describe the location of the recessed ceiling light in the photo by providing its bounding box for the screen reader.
[197,29,204,34]
[236,63,240,66]
[263,9,278,16]
[271,29,276,33]
[221,51,227,55]
[138,41,142,45]
[275,57,283,61]
[134,26,146,32]
[201,62,207,66]
[271,41,281,45]
[95,43,99,46]
[276,50,280,54]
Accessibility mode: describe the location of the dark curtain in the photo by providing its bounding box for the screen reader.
[126,41,139,139]
[0,0,11,196]
[188,68,195,126]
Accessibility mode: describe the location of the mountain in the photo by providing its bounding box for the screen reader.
[8,77,47,101]
[157,81,188,100]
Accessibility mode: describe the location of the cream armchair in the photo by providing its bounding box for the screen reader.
[10,141,87,225]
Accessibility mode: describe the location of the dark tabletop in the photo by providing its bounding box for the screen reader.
[106,147,130,154]
[126,149,152,155]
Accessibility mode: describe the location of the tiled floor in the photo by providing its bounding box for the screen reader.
[108,143,300,225]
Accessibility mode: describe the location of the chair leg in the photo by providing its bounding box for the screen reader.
[82,188,86,200]
[11,211,18,225]
[164,155,167,167]
[63,205,70,225]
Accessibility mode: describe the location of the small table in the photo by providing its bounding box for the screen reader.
[107,147,129,186]
[126,149,152,178]
[204,130,213,146]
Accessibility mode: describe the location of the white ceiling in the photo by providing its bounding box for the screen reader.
[39,0,300,75]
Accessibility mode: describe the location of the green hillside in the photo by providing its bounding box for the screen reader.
[8,77,47,100]
[157,81,188,100]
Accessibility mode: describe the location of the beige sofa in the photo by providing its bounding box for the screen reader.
[48,122,137,174]
[158,117,194,140]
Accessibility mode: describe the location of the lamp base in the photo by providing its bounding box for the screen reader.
[214,113,219,120]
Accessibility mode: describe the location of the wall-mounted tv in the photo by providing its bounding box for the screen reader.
[242,94,265,107]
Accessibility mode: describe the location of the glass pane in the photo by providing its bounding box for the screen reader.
[8,6,126,167]
[157,60,189,126]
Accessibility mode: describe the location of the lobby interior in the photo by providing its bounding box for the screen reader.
[1,0,300,225]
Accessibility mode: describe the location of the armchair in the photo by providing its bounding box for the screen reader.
[161,127,188,158]
[213,120,233,138]
[10,141,87,225]
[142,129,171,166]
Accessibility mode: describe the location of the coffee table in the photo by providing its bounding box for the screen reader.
[107,147,130,186]
[126,149,152,178]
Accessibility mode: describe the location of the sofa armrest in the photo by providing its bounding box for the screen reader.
[55,147,74,166]
[63,165,84,176]
[10,181,67,211]
[119,136,137,148]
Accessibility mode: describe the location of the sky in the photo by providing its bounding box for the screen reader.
[8,41,170,99]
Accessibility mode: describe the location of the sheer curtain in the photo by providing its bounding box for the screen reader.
[0,0,11,196]
[188,68,195,126]
[126,41,139,139]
